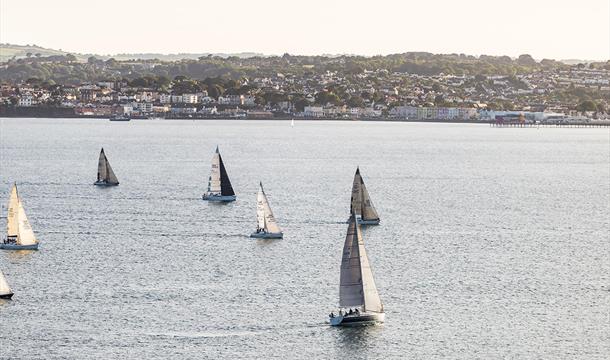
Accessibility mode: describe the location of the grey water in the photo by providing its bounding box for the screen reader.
[0,118,608,359]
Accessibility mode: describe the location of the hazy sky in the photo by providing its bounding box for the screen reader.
[1,0,608,59]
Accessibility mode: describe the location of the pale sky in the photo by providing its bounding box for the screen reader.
[1,0,608,60]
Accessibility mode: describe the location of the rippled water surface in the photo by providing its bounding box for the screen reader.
[0,118,608,359]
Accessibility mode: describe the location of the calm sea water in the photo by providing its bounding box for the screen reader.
[0,118,608,359]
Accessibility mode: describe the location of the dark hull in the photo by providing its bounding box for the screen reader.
[0,292,14,299]
[329,312,385,326]
[94,181,119,186]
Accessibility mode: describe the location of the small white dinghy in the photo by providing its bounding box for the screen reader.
[1,184,39,250]
[94,148,119,186]
[0,269,14,299]
[202,146,236,202]
[250,182,283,239]
[349,167,380,225]
[329,213,384,326]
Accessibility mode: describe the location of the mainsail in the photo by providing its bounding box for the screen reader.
[6,184,19,238]
[0,270,12,296]
[256,183,281,233]
[97,148,119,184]
[207,149,222,195]
[339,214,383,313]
[350,168,379,221]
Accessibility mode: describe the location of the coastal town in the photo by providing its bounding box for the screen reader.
[1,49,609,124]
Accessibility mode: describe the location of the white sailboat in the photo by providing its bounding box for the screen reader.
[0,269,14,299]
[350,167,380,225]
[1,184,39,250]
[94,148,119,186]
[329,213,384,326]
[291,119,295,127]
[202,146,236,202]
[250,182,283,239]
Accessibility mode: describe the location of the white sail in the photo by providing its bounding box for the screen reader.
[16,202,37,246]
[0,270,12,296]
[105,159,119,184]
[339,215,383,312]
[257,183,281,234]
[360,180,379,221]
[358,230,383,313]
[256,187,266,230]
[207,148,222,195]
[6,184,19,237]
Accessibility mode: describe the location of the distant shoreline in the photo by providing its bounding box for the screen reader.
[0,114,489,124]
[2,114,609,127]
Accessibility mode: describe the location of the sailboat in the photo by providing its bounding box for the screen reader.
[202,146,236,202]
[1,184,39,250]
[291,119,295,127]
[250,182,283,239]
[329,213,384,326]
[350,167,380,225]
[94,148,119,186]
[0,269,14,299]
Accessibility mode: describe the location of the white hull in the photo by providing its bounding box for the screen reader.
[250,232,283,239]
[329,312,385,326]
[202,194,236,202]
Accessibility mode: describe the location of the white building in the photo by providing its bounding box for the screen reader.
[182,94,198,104]
[218,95,243,105]
[134,102,153,113]
[159,94,172,104]
[18,95,34,107]
[303,106,324,117]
